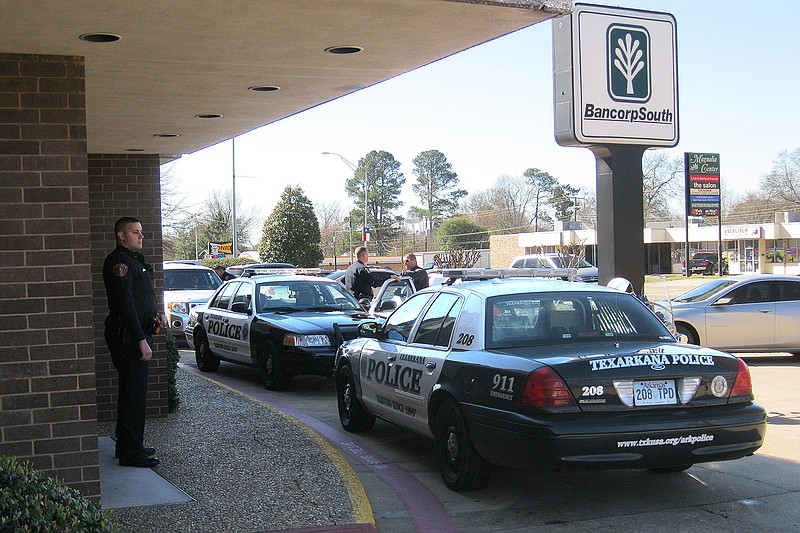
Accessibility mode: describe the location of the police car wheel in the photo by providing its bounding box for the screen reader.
[434,400,491,491]
[650,464,692,473]
[336,364,375,432]
[259,342,289,391]
[194,330,220,372]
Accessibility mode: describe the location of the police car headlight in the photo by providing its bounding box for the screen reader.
[168,302,188,314]
[283,334,331,347]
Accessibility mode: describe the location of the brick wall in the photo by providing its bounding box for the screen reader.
[88,154,169,423]
[0,53,99,498]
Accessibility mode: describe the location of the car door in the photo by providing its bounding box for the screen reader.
[397,292,463,435]
[704,281,775,350]
[774,280,800,350]
[225,281,255,362]
[358,292,435,424]
[203,281,246,361]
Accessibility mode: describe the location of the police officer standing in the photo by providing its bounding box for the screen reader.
[103,217,166,467]
[344,246,380,300]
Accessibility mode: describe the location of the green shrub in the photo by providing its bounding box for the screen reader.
[0,455,115,532]
[165,330,181,412]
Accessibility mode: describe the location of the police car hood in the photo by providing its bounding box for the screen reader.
[492,341,741,381]
[256,311,370,333]
[164,289,215,304]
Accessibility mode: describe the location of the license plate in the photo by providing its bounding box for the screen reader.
[633,380,677,406]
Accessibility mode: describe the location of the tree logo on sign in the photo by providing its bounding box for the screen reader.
[607,24,651,102]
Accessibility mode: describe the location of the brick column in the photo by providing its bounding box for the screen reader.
[88,154,169,424]
[0,53,99,498]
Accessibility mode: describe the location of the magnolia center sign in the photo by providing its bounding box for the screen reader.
[554,3,678,146]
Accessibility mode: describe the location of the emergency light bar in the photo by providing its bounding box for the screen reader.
[243,268,322,277]
[439,268,578,282]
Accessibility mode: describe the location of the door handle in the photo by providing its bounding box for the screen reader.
[759,309,772,313]
[425,362,436,370]
[387,355,396,362]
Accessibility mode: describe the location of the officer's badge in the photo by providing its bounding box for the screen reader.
[113,263,128,277]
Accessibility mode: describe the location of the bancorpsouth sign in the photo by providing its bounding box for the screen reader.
[554,4,678,147]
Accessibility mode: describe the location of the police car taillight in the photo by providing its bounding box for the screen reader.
[521,367,576,407]
[729,358,753,401]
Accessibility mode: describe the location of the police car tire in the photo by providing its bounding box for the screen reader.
[434,400,491,491]
[336,364,375,432]
[194,330,220,372]
[259,342,289,391]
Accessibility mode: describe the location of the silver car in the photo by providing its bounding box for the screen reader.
[670,274,800,357]
[163,262,222,340]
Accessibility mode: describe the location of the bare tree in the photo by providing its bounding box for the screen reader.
[642,151,683,221]
[315,201,345,259]
[761,148,800,209]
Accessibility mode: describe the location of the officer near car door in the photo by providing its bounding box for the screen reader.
[102,217,166,467]
[345,245,380,300]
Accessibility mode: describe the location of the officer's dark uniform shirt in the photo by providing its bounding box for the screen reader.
[103,244,158,343]
[403,265,429,290]
[344,260,378,300]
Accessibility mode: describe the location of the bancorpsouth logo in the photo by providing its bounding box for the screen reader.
[607,24,651,103]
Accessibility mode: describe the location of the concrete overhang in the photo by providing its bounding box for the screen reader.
[0,0,572,163]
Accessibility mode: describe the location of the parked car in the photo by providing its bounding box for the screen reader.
[335,268,765,491]
[185,273,373,389]
[684,252,727,276]
[670,274,800,357]
[163,263,222,341]
[510,253,598,283]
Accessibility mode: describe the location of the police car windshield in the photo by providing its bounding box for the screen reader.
[487,291,672,349]
[256,281,360,313]
[164,269,222,291]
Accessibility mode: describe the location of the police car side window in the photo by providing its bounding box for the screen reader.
[412,293,461,347]
[231,283,253,313]
[211,282,238,310]
[384,293,435,342]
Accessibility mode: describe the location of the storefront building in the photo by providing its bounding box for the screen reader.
[490,212,800,276]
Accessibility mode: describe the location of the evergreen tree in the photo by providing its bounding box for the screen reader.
[410,150,466,230]
[435,217,489,249]
[259,186,324,267]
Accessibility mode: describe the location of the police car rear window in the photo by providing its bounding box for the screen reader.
[486,291,670,348]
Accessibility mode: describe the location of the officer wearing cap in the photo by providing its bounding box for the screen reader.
[103,216,166,468]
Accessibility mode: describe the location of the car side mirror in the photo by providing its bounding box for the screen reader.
[713,297,733,306]
[358,321,380,338]
[676,333,689,343]
[378,300,397,311]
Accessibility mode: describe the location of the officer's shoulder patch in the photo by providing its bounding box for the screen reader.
[113,263,128,277]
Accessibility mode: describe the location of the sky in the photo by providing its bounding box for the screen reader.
[165,0,800,236]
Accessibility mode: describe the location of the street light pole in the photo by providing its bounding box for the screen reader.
[322,151,367,244]
[232,137,237,257]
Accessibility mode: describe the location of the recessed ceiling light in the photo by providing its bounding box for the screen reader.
[154,133,180,138]
[125,148,145,152]
[248,85,281,92]
[324,46,363,55]
[194,113,223,119]
[79,33,121,43]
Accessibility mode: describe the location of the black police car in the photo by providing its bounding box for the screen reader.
[335,268,767,491]
[186,271,372,390]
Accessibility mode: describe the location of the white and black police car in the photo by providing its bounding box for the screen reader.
[186,268,372,390]
[334,268,767,491]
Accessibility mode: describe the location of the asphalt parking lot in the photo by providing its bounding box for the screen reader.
[165,276,800,532]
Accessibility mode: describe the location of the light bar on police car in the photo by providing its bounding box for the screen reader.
[439,268,578,282]
[243,268,322,277]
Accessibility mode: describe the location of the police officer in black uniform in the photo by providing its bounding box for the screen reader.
[103,217,166,467]
[344,246,380,300]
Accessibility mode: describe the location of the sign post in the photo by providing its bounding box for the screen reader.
[553,3,678,294]
[684,153,722,276]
